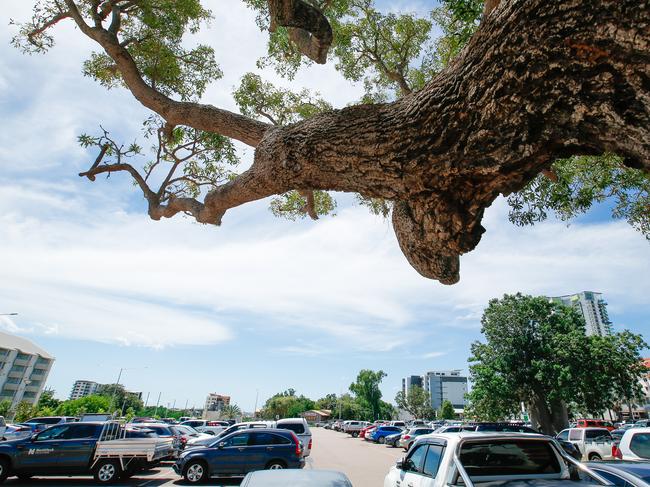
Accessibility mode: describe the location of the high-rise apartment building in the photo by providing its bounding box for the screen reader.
[0,331,54,407]
[69,380,99,400]
[204,393,230,412]
[550,291,612,336]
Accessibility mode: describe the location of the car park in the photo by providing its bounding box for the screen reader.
[556,427,614,461]
[276,418,312,457]
[399,427,435,450]
[385,432,403,447]
[0,421,174,483]
[22,416,79,433]
[613,427,650,460]
[171,424,212,449]
[383,432,608,487]
[370,426,404,444]
[587,461,650,487]
[173,428,304,483]
[0,424,34,442]
[186,421,274,447]
[180,419,228,435]
[241,469,353,486]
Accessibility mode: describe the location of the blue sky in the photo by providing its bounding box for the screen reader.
[0,1,648,413]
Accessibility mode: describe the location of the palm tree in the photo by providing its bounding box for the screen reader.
[220,404,242,420]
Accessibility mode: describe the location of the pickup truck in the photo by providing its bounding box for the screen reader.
[556,427,614,461]
[343,421,370,437]
[0,421,174,484]
[384,432,611,487]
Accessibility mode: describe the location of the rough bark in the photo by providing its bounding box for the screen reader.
[71,0,650,284]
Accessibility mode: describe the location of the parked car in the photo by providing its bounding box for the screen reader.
[635,421,650,429]
[399,428,435,450]
[342,420,368,437]
[385,432,402,448]
[186,421,274,447]
[472,422,539,433]
[556,427,614,461]
[0,424,34,442]
[174,428,304,483]
[22,416,79,433]
[360,424,377,439]
[180,419,228,435]
[432,425,465,434]
[241,469,353,486]
[576,419,616,431]
[614,427,650,460]
[128,423,181,458]
[0,421,174,483]
[587,461,650,487]
[384,432,607,487]
[370,426,404,444]
[276,418,312,457]
[171,424,211,449]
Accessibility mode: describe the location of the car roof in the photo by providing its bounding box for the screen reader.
[587,461,650,478]
[242,469,352,486]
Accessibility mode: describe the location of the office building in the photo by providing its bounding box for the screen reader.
[401,375,424,397]
[0,331,54,407]
[69,380,100,400]
[424,370,468,411]
[550,291,612,336]
[204,393,230,413]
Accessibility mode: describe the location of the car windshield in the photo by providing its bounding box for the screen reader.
[27,417,61,424]
[278,423,305,434]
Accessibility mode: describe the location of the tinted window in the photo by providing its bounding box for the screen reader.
[250,432,290,446]
[147,426,172,436]
[278,423,305,434]
[224,433,250,447]
[63,424,99,439]
[556,430,569,441]
[415,429,434,435]
[37,425,71,440]
[585,429,611,441]
[592,470,628,487]
[29,417,61,425]
[405,444,427,473]
[459,440,561,476]
[423,445,445,478]
[631,433,650,459]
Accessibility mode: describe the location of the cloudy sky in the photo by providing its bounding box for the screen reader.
[0,1,648,412]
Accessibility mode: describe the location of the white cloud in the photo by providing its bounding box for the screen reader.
[422,351,448,359]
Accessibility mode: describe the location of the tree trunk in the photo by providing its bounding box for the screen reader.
[69,0,650,284]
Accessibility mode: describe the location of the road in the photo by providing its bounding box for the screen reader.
[3,427,401,486]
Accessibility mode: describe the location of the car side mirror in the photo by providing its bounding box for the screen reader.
[31,434,37,442]
[218,442,225,449]
[396,457,405,470]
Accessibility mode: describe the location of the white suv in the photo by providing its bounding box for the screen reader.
[276,418,312,457]
[615,427,650,460]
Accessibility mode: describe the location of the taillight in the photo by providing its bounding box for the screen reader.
[308,438,312,450]
[290,432,302,456]
[404,435,411,440]
[612,444,622,459]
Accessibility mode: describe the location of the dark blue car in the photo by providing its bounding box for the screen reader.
[370,426,403,443]
[174,428,305,483]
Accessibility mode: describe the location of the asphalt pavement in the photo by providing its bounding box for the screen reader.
[3,427,401,486]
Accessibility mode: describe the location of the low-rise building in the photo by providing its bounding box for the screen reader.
[203,393,230,419]
[302,409,332,423]
[0,331,54,407]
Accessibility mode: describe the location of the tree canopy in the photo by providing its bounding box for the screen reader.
[466,293,647,434]
[11,0,650,284]
[395,385,435,420]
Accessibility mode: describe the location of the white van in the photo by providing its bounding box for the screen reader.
[276,418,312,457]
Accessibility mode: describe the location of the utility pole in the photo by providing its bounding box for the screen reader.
[109,368,124,415]
[153,392,161,418]
[254,389,259,418]
[144,392,150,408]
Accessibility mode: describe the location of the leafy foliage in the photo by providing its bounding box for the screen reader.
[508,155,650,239]
[0,400,11,417]
[439,400,455,419]
[467,294,647,433]
[395,385,435,420]
[259,389,316,419]
[349,369,387,420]
[270,190,337,220]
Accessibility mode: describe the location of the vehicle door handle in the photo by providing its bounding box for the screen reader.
[266,447,274,451]
[238,447,245,451]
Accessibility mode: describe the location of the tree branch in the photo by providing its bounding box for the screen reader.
[62,0,270,148]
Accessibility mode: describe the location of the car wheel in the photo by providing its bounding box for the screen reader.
[588,453,602,461]
[378,437,385,444]
[93,459,121,484]
[352,432,359,438]
[0,458,10,483]
[266,461,286,470]
[184,460,208,484]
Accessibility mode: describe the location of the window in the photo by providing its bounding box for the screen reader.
[591,470,629,487]
[37,425,71,441]
[423,445,445,478]
[630,433,650,459]
[585,429,611,441]
[250,432,290,446]
[10,365,25,372]
[277,423,305,434]
[405,444,427,473]
[569,430,583,441]
[62,424,99,440]
[224,433,250,447]
[22,391,36,398]
[5,377,20,384]
[29,417,62,425]
[16,353,30,360]
[459,440,561,476]
[556,430,569,441]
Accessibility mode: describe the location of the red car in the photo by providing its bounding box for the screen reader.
[361,425,377,440]
[575,419,615,431]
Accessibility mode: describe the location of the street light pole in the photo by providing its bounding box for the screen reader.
[0,313,18,316]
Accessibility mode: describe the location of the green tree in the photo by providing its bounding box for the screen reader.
[439,400,455,420]
[11,0,648,285]
[97,384,144,414]
[37,388,60,411]
[13,401,38,423]
[395,386,431,420]
[349,369,387,420]
[56,395,111,416]
[260,389,314,420]
[0,400,11,417]
[467,294,647,434]
[315,393,338,412]
[220,404,242,420]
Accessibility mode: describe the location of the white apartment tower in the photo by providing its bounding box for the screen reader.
[0,331,55,407]
[69,380,99,400]
[550,291,612,336]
